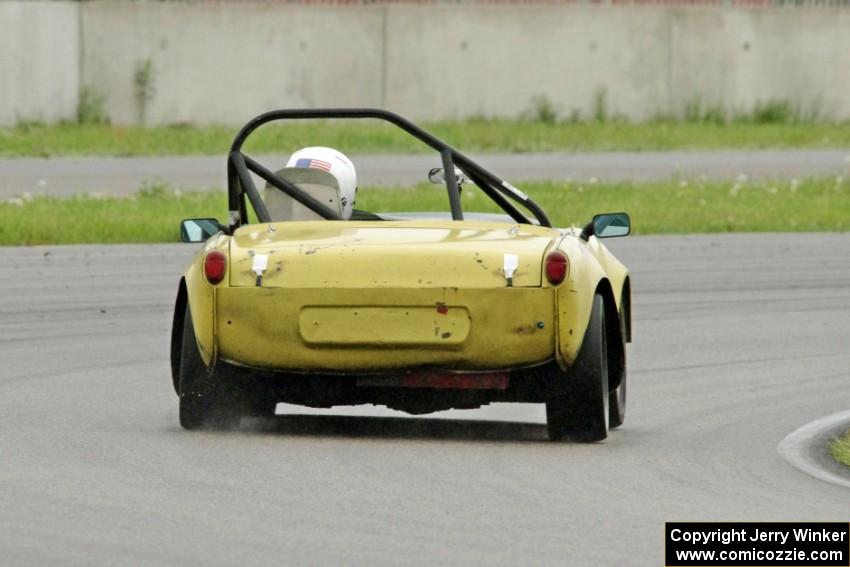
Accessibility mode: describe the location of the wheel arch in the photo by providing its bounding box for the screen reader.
[172,254,219,393]
[554,245,611,367]
[595,278,625,394]
[621,276,632,343]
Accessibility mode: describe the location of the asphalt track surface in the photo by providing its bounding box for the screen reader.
[2,234,849,566]
[2,149,850,198]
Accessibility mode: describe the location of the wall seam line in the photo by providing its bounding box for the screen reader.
[381,6,388,110]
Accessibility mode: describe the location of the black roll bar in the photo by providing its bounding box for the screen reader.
[441,149,463,221]
[229,152,271,223]
[242,154,342,221]
[226,108,552,229]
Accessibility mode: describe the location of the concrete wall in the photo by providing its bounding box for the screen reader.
[383,7,673,121]
[0,1,80,125]
[81,2,384,126]
[2,1,849,125]
[668,9,850,120]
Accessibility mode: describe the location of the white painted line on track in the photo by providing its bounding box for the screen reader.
[778,410,850,489]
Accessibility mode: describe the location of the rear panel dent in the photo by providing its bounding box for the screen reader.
[216,287,556,371]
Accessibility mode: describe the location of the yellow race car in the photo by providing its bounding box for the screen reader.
[171,109,631,442]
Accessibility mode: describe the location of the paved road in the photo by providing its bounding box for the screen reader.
[2,235,849,565]
[2,149,850,198]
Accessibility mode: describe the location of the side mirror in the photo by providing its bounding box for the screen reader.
[180,218,225,243]
[428,167,467,186]
[580,212,630,241]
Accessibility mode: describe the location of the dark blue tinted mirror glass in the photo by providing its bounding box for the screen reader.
[593,212,630,238]
[180,219,221,243]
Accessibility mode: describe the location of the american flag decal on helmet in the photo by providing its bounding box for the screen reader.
[295,158,333,172]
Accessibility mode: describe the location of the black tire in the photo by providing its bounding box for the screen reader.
[178,305,243,430]
[608,367,626,429]
[546,294,610,442]
[608,305,627,429]
[170,285,187,396]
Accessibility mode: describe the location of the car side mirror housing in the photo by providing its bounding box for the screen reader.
[428,167,467,186]
[180,218,225,243]
[580,212,630,241]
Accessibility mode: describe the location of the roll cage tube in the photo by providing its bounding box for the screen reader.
[226,108,552,230]
[441,149,463,221]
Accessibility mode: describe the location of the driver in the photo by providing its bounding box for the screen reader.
[264,146,357,221]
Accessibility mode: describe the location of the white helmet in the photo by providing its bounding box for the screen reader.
[285,147,357,219]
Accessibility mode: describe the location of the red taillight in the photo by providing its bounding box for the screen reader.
[204,251,227,285]
[545,250,569,285]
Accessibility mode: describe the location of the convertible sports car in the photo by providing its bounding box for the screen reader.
[171,109,631,442]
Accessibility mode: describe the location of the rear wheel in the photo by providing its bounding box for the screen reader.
[178,305,243,430]
[608,304,627,429]
[546,294,609,442]
[608,368,626,429]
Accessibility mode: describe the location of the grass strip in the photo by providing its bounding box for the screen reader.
[2,120,850,157]
[2,177,848,245]
[831,430,850,469]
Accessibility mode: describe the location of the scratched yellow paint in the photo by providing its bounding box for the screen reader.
[227,220,555,289]
[299,306,472,346]
[182,219,629,373]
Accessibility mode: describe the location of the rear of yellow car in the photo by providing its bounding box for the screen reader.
[174,219,628,440]
[217,220,559,372]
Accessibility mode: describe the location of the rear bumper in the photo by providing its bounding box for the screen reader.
[218,359,561,414]
[215,286,556,371]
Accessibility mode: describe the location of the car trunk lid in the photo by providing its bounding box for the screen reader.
[228,220,558,289]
